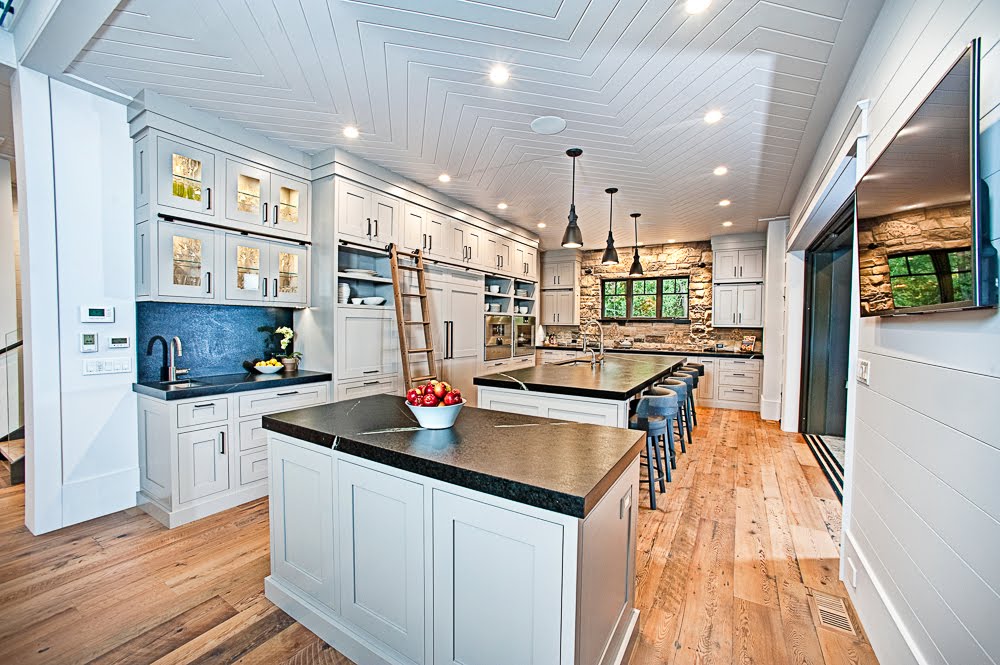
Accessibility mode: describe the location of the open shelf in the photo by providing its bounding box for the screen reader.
[337,271,393,284]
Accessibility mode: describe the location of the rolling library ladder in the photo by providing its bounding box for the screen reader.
[388,245,439,389]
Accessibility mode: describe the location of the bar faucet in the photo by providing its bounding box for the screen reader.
[147,335,189,382]
[579,319,605,367]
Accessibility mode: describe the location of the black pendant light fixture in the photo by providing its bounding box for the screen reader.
[560,148,584,248]
[629,212,643,276]
[601,187,619,265]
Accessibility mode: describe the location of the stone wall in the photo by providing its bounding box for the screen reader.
[546,240,763,352]
[857,202,971,315]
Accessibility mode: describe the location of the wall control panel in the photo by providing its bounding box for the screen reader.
[80,306,115,323]
[108,335,131,349]
[82,357,132,376]
[80,333,99,353]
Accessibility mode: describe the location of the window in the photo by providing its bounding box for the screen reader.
[601,277,690,321]
[887,248,972,308]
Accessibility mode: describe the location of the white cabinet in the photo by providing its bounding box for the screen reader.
[694,356,761,411]
[432,489,564,665]
[338,462,425,662]
[155,136,218,220]
[513,243,537,280]
[485,234,513,273]
[541,290,575,326]
[337,180,399,245]
[223,234,310,307]
[424,270,481,398]
[541,260,577,289]
[270,439,337,610]
[336,308,398,380]
[156,221,219,301]
[270,173,310,238]
[225,158,271,227]
[335,376,400,401]
[449,221,485,265]
[713,248,764,282]
[402,204,448,258]
[696,357,717,402]
[177,425,230,504]
[712,283,762,328]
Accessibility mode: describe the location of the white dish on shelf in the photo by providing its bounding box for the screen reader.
[362,296,386,306]
[351,297,364,304]
[489,303,501,312]
[488,285,501,293]
[343,268,378,275]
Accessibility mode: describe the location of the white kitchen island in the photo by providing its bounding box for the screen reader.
[262,394,646,665]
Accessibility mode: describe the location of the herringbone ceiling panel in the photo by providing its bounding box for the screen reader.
[68,0,878,247]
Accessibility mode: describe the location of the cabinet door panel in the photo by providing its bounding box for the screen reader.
[371,193,399,244]
[270,439,336,609]
[271,174,310,237]
[695,358,717,401]
[225,234,269,302]
[524,247,538,280]
[338,462,424,662]
[401,205,425,252]
[433,489,563,665]
[467,226,484,266]
[485,236,500,270]
[737,248,764,280]
[714,250,739,280]
[335,377,400,401]
[337,181,372,241]
[157,222,218,300]
[178,426,229,503]
[449,284,482,359]
[513,245,527,276]
[225,159,270,227]
[737,283,763,327]
[496,239,512,274]
[337,310,396,379]
[156,137,216,217]
[713,285,737,327]
[270,243,309,306]
[425,213,448,258]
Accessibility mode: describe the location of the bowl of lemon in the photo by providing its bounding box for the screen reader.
[254,358,283,374]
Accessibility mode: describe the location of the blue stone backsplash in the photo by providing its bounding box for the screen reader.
[136,302,293,382]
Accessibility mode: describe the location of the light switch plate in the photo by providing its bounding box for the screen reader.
[82,356,132,376]
[857,358,871,385]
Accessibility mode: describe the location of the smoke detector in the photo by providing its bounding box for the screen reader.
[530,116,567,135]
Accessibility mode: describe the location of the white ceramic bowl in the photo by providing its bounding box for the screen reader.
[362,296,386,306]
[255,364,282,374]
[488,285,500,293]
[351,297,364,304]
[406,399,465,429]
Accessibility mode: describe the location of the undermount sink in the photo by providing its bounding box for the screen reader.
[159,380,206,389]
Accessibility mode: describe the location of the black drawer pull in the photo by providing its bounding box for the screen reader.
[363,381,381,386]
[193,403,215,409]
[276,391,299,397]
[363,370,379,374]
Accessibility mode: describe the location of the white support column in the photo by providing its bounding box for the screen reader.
[760,217,788,421]
[780,251,805,432]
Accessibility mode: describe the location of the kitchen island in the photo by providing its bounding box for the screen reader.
[262,394,645,665]
[474,353,688,427]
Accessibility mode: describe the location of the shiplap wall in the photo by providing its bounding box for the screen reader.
[791,1,1000,663]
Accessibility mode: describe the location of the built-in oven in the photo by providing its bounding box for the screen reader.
[484,315,512,361]
[513,316,536,357]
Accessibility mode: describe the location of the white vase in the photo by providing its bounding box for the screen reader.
[338,283,351,304]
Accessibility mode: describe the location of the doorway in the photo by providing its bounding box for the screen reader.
[799,200,854,498]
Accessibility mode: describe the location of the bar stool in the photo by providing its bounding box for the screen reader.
[646,386,681,470]
[685,361,705,377]
[678,366,701,426]
[656,378,690,453]
[669,372,696,447]
[628,392,676,509]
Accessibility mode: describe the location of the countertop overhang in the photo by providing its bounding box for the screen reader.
[540,344,762,360]
[473,354,688,401]
[133,369,332,401]
[262,394,645,519]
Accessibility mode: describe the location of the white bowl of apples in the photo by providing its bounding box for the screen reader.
[405,381,465,429]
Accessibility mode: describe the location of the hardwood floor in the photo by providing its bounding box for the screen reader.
[0,408,877,664]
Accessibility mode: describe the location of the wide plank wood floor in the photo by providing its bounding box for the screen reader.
[0,408,877,664]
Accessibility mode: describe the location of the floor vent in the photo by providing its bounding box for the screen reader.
[811,591,857,636]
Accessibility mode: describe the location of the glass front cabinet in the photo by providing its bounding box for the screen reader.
[155,221,219,300]
[155,137,217,220]
[224,235,308,306]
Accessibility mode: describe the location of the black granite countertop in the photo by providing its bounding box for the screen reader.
[133,369,332,401]
[539,344,762,360]
[473,353,687,401]
[262,394,644,519]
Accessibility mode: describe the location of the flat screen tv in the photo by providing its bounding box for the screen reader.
[855,39,997,317]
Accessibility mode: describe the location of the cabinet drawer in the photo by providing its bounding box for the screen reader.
[718,370,760,388]
[717,386,759,403]
[335,377,399,401]
[720,358,761,372]
[238,383,329,417]
[239,449,269,485]
[238,417,268,453]
[177,398,229,429]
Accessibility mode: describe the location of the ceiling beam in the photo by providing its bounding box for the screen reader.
[13,0,118,76]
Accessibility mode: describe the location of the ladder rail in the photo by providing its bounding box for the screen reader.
[389,244,438,389]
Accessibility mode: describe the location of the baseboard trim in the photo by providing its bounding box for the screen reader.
[843,530,927,665]
[138,483,268,529]
[61,466,139,527]
[759,398,781,421]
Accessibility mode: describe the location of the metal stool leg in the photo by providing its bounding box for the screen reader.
[649,433,667,492]
[643,439,657,510]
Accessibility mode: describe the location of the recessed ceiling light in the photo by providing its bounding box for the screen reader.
[497,202,508,210]
[530,115,567,135]
[438,173,451,183]
[713,166,728,176]
[343,126,359,138]
[537,223,546,228]
[489,65,510,85]
[704,110,723,124]
[668,239,677,243]
[722,221,733,227]
[718,199,731,207]
[685,0,712,14]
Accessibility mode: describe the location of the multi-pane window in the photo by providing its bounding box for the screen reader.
[887,249,972,308]
[601,277,690,321]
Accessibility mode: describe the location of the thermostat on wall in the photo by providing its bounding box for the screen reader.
[80,306,115,323]
[108,335,131,349]
[80,333,99,353]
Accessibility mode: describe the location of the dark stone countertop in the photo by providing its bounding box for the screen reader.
[262,394,644,519]
[539,344,763,360]
[133,369,332,401]
[473,353,688,401]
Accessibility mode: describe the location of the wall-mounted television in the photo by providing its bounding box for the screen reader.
[855,39,997,317]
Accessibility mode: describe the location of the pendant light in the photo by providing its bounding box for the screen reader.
[601,187,619,265]
[629,212,643,276]
[560,148,584,248]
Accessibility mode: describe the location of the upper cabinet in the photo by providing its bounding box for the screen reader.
[713,248,763,282]
[710,233,765,328]
[513,243,538,280]
[485,234,513,274]
[223,160,310,239]
[401,204,449,259]
[541,258,578,290]
[155,221,218,301]
[156,137,217,221]
[336,180,398,246]
[271,173,310,238]
[224,234,308,307]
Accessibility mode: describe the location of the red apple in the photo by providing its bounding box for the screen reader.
[443,392,459,406]
[406,388,420,403]
[450,389,462,401]
[441,381,452,393]
[422,392,439,407]
[432,382,448,399]
[423,383,437,396]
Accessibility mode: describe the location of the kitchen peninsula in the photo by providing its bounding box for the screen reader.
[474,353,688,426]
[262,394,645,665]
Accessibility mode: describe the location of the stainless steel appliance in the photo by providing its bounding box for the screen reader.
[513,316,536,357]
[484,315,512,361]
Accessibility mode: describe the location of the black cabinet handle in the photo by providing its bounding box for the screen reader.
[277,391,299,396]
[263,278,268,297]
[274,204,279,225]
[363,370,379,374]
[367,218,372,237]
[193,402,214,409]
[363,381,381,386]
[422,233,427,249]
[263,203,268,224]
[206,187,212,210]
[429,234,433,251]
[206,271,212,294]
[218,431,225,454]
[273,278,278,298]
[374,219,379,238]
